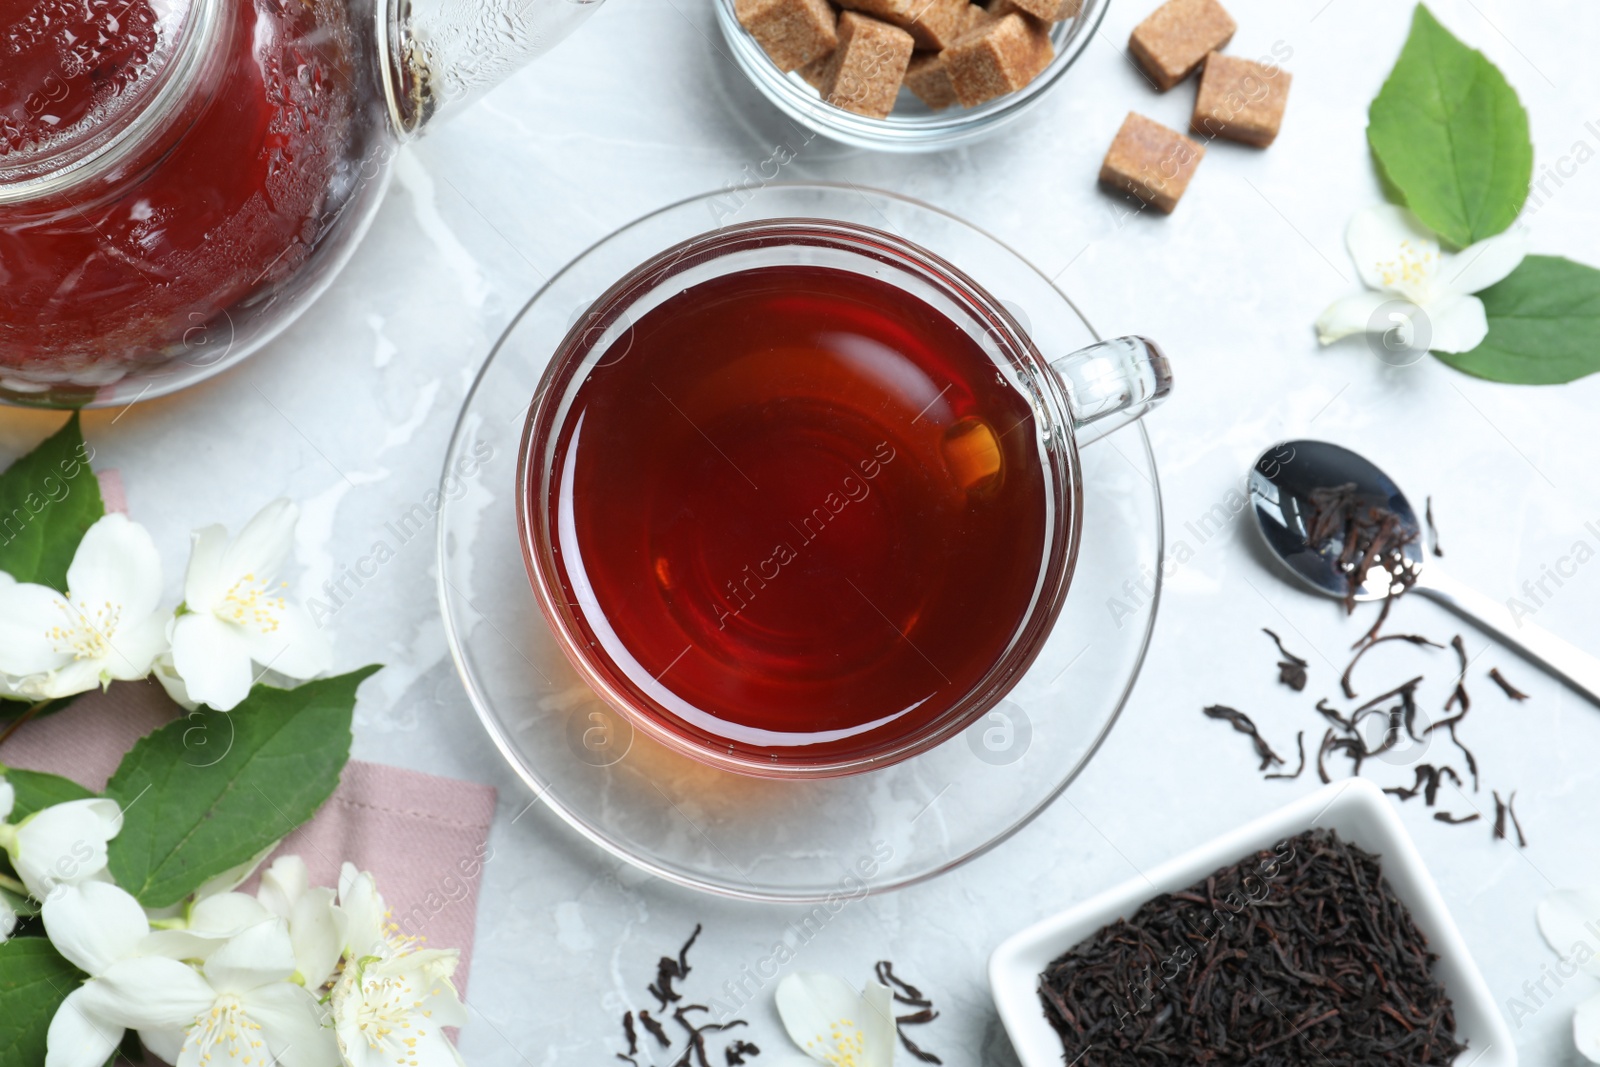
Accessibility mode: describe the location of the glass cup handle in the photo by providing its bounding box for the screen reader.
[1049,336,1173,446]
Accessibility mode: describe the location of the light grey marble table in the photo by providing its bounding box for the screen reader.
[5,0,1599,1062]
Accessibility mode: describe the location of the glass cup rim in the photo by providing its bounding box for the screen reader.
[516,217,1086,778]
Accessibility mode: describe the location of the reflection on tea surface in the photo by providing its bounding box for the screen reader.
[540,265,1051,766]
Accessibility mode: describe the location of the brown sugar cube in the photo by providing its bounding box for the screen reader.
[1099,112,1205,213]
[838,0,971,49]
[1191,52,1292,146]
[797,49,835,89]
[736,0,838,72]
[904,51,959,109]
[1128,0,1236,91]
[943,13,1054,107]
[963,3,997,30]
[991,0,1082,21]
[821,12,915,118]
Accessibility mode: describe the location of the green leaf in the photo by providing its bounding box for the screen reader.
[104,667,379,908]
[0,886,35,919]
[1367,4,1532,247]
[0,767,95,821]
[0,937,86,1067]
[0,414,103,593]
[0,695,79,725]
[1435,255,1600,383]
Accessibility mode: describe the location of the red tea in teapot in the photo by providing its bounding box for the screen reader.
[0,0,370,391]
[535,264,1053,765]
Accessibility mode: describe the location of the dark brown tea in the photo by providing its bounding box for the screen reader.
[536,264,1052,767]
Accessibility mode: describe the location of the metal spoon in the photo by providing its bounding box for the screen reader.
[1249,439,1600,707]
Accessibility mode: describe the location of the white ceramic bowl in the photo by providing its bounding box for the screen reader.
[988,778,1515,1067]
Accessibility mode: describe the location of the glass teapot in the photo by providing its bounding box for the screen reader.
[0,0,603,408]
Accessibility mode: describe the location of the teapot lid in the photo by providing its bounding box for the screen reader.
[0,0,217,199]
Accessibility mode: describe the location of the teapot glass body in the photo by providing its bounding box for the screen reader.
[0,0,601,408]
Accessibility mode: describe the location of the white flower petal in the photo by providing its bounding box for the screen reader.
[1425,293,1490,354]
[192,892,274,935]
[0,895,16,942]
[242,602,331,682]
[0,777,13,821]
[151,653,198,711]
[44,988,124,1067]
[138,1026,186,1065]
[142,928,236,963]
[337,866,388,957]
[289,886,346,989]
[182,524,231,615]
[171,613,255,711]
[193,843,279,901]
[390,1024,464,1067]
[1538,890,1600,981]
[332,953,465,1067]
[18,658,105,701]
[409,950,468,1028]
[860,981,896,1067]
[14,798,123,898]
[259,855,310,917]
[243,981,339,1067]
[143,889,271,962]
[41,882,149,976]
[222,500,298,586]
[1315,290,1391,345]
[1439,227,1527,295]
[97,612,169,683]
[775,973,881,1066]
[1347,203,1442,301]
[203,919,297,993]
[1577,990,1600,1064]
[337,861,360,902]
[65,515,164,625]
[0,582,73,677]
[78,956,215,1030]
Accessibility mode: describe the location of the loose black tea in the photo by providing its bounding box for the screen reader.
[649,923,704,1009]
[640,1011,670,1048]
[1508,793,1527,847]
[1443,636,1470,713]
[1304,482,1421,612]
[1383,764,1461,807]
[1037,829,1464,1066]
[615,926,756,1067]
[1493,791,1528,848]
[1316,727,1367,782]
[1262,628,1308,691]
[725,1040,760,1065]
[622,1012,639,1058]
[1434,812,1480,825]
[1489,667,1529,701]
[1355,594,1393,647]
[1340,633,1441,700]
[671,1005,752,1067]
[876,960,943,1064]
[875,960,930,1007]
[1424,495,1444,557]
[1201,705,1284,770]
[1263,731,1306,780]
[1446,722,1480,791]
[1224,594,1525,845]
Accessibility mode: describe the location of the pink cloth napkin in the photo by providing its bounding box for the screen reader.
[2,679,496,992]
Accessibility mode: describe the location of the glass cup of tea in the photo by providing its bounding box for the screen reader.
[517,219,1170,779]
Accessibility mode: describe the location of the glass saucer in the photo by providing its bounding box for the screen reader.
[437,183,1163,902]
